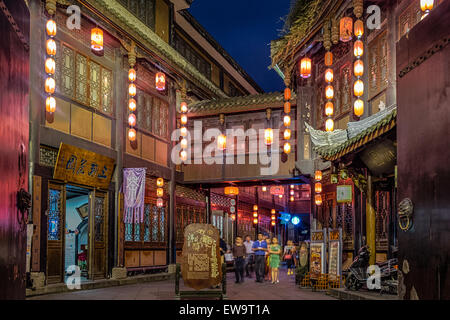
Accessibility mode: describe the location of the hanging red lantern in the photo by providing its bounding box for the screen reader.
[354,19,364,38]
[325,102,334,116]
[180,114,187,125]
[180,150,187,162]
[271,220,276,226]
[354,80,364,97]
[217,134,226,150]
[284,129,291,140]
[180,138,188,149]
[45,58,55,75]
[264,128,273,145]
[91,27,103,52]
[129,83,136,96]
[155,72,166,91]
[128,98,136,112]
[253,205,258,211]
[354,99,364,117]
[315,183,322,193]
[157,198,164,208]
[128,128,137,141]
[325,85,334,100]
[231,214,236,221]
[271,209,276,214]
[180,102,188,113]
[180,126,187,137]
[128,68,136,82]
[325,68,334,83]
[300,57,312,78]
[128,113,136,127]
[156,188,164,197]
[46,96,56,113]
[340,17,353,42]
[315,194,323,206]
[354,60,364,77]
[224,186,239,195]
[283,115,291,127]
[315,170,322,181]
[283,142,291,154]
[284,88,291,100]
[46,39,56,56]
[253,212,258,218]
[46,19,57,37]
[253,218,258,225]
[284,101,291,114]
[45,77,55,94]
[325,118,334,132]
[354,40,364,57]
[325,52,333,66]
[156,178,164,187]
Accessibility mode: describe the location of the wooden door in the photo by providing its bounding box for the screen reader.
[88,190,108,280]
[46,184,66,284]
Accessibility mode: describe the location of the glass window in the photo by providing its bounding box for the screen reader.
[48,189,62,241]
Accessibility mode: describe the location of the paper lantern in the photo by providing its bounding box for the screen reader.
[290,190,295,196]
[354,60,364,77]
[180,102,188,113]
[290,185,294,189]
[284,88,291,100]
[253,218,258,225]
[45,96,56,113]
[315,170,322,181]
[354,80,364,97]
[231,214,236,221]
[45,58,55,75]
[271,209,276,214]
[128,128,136,141]
[262,186,267,192]
[180,114,187,125]
[354,19,364,38]
[253,205,258,211]
[217,134,226,150]
[325,102,334,116]
[315,182,322,193]
[284,101,291,114]
[279,194,283,199]
[271,220,276,226]
[290,196,295,202]
[253,212,258,218]
[300,57,312,78]
[128,68,136,82]
[325,51,333,66]
[156,178,164,187]
[325,118,334,132]
[128,113,136,127]
[46,39,56,56]
[420,0,434,12]
[156,188,164,197]
[325,68,334,83]
[46,19,57,37]
[129,83,136,96]
[91,27,103,52]
[45,77,55,94]
[354,40,364,57]
[180,150,187,162]
[180,138,188,149]
[284,129,291,140]
[128,98,136,112]
[155,72,165,91]
[354,99,364,117]
[284,142,291,154]
[340,17,353,42]
[271,216,276,221]
[224,186,239,195]
[180,126,187,137]
[325,85,334,100]
[283,115,291,127]
[315,194,323,206]
[156,198,164,208]
[264,128,273,145]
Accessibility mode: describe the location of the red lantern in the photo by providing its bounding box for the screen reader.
[354,40,364,57]
[284,101,291,114]
[340,17,353,42]
[354,19,364,38]
[315,194,323,206]
[128,98,136,112]
[354,60,364,77]
[46,19,57,37]
[325,52,333,66]
[91,28,103,52]
[128,113,136,127]
[45,77,55,94]
[46,96,56,113]
[271,220,276,226]
[155,72,166,91]
[128,128,136,141]
[300,57,312,78]
[46,39,56,56]
[128,68,136,82]
[315,170,322,181]
[284,88,291,100]
[284,129,291,140]
[224,186,239,195]
[325,102,334,116]
[180,102,188,113]
[325,68,334,83]
[45,58,55,75]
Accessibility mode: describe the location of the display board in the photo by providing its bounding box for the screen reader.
[310,229,326,280]
[328,228,342,281]
[181,224,222,290]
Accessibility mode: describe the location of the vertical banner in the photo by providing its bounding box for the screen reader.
[328,228,342,281]
[123,168,146,223]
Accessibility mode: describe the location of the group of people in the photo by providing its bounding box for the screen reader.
[230,233,298,284]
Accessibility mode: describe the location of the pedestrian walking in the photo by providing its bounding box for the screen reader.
[269,237,282,284]
[283,240,295,276]
[243,235,254,277]
[252,233,267,283]
[232,236,246,283]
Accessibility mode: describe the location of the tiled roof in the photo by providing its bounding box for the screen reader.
[314,108,397,161]
[188,91,296,116]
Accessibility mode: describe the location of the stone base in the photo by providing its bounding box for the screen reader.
[167,264,177,274]
[30,272,45,289]
[111,267,127,280]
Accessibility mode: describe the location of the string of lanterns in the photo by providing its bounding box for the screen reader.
[314,170,323,206]
[179,83,188,163]
[283,73,294,154]
[271,209,276,227]
[217,114,226,151]
[353,1,365,117]
[127,42,137,142]
[253,204,258,225]
[156,178,164,208]
[290,184,295,202]
[45,6,57,114]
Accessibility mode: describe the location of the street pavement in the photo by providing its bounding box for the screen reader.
[28,266,336,300]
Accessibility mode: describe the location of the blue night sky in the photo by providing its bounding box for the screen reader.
[189,0,293,93]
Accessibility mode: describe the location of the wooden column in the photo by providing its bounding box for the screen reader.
[366,174,376,265]
[168,83,177,265]
[385,0,397,107]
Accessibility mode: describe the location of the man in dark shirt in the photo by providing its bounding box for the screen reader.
[252,233,268,282]
[232,236,246,283]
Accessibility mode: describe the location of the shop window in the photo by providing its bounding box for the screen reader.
[125,203,167,243]
[48,189,62,241]
[118,0,155,30]
[94,196,105,242]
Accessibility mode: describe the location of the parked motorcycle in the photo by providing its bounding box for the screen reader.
[344,245,398,294]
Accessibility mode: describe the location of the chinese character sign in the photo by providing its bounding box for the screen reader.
[53,143,115,189]
[181,224,222,290]
[123,168,146,224]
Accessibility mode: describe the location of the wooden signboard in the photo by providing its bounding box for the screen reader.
[336,185,352,203]
[328,229,342,281]
[53,143,115,189]
[181,224,222,290]
[310,229,326,280]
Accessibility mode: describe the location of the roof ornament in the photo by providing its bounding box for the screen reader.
[331,18,339,45]
[128,41,136,68]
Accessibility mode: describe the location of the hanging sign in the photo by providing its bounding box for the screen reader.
[337,185,353,203]
[181,224,222,290]
[53,143,115,189]
[270,185,284,195]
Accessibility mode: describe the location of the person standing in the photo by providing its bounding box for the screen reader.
[243,235,254,277]
[269,237,282,284]
[252,233,267,283]
[264,238,272,281]
[232,237,246,283]
[283,240,295,275]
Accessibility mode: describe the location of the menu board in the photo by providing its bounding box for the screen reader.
[310,243,324,280]
[181,224,222,290]
[328,229,342,281]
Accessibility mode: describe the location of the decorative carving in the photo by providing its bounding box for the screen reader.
[353,0,364,19]
[331,18,339,44]
[323,20,331,51]
[46,0,56,15]
[128,40,136,67]
[398,198,413,231]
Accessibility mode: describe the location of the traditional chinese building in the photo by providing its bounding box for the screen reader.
[26,0,262,290]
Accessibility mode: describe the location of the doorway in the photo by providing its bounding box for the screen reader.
[65,185,90,282]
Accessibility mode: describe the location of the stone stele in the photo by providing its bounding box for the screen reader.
[181,223,222,290]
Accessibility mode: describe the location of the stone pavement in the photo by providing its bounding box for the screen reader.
[28,267,336,300]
